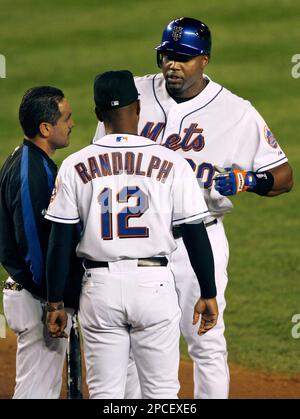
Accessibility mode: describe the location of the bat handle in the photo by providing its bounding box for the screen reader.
[67,313,83,399]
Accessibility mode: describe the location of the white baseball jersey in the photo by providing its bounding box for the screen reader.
[45,134,208,261]
[94,74,288,216]
[93,72,289,399]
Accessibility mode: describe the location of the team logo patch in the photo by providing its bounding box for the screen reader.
[172,26,183,41]
[264,126,278,149]
[116,136,128,142]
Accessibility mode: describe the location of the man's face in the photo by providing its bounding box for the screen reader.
[161,52,209,98]
[48,98,74,149]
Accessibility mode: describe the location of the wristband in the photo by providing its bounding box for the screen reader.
[247,171,274,196]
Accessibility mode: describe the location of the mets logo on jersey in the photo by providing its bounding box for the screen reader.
[140,122,205,152]
[264,126,278,149]
[172,26,183,41]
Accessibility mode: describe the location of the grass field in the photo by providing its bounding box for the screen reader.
[0,0,299,374]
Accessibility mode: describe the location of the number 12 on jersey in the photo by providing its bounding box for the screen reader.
[98,186,149,239]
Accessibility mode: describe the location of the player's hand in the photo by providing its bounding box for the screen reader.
[46,306,68,338]
[214,166,256,195]
[193,297,219,336]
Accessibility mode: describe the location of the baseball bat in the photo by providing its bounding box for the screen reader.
[67,313,83,399]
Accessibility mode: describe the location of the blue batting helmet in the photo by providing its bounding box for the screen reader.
[155,17,211,62]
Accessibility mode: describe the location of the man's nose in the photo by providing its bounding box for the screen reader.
[169,59,179,69]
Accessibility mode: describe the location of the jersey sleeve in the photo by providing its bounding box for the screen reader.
[233,105,288,172]
[172,159,209,226]
[93,121,106,144]
[45,161,80,224]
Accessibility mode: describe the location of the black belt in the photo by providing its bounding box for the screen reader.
[173,218,218,240]
[84,257,168,269]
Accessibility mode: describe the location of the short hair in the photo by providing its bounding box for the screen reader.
[19,86,65,139]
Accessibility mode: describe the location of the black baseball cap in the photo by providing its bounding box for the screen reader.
[94,70,138,111]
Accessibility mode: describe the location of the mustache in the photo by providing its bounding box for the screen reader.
[166,71,182,78]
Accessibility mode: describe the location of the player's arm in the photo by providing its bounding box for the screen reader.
[268,162,293,196]
[181,220,218,336]
[46,222,76,338]
[214,162,293,197]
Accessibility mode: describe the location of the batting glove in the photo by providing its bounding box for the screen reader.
[214,168,257,196]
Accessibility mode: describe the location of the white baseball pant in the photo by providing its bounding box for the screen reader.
[78,260,181,399]
[3,279,73,399]
[169,220,230,399]
[123,220,230,399]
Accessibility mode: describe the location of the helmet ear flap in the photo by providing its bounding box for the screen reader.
[156,51,163,68]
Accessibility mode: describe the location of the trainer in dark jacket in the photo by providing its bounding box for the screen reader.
[0,86,81,400]
[0,140,56,295]
[0,139,81,308]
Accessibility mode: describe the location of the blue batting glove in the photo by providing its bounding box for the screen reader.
[214,169,257,196]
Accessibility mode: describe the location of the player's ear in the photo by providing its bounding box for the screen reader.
[39,122,51,138]
[95,107,103,122]
[202,55,209,67]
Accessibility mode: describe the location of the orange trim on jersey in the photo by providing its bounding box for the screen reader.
[135,153,146,176]
[162,134,182,151]
[146,155,161,177]
[75,162,92,184]
[88,156,101,179]
[111,152,123,175]
[140,122,165,142]
[181,124,205,152]
[124,152,135,175]
[157,161,174,183]
[99,153,112,176]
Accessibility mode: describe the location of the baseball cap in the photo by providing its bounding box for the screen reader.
[94,70,138,111]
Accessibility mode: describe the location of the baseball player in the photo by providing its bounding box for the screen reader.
[45,70,219,399]
[93,18,293,399]
[0,86,82,398]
